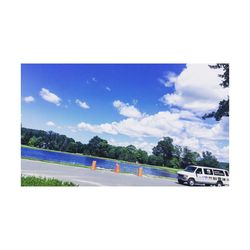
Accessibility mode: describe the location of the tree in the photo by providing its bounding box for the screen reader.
[169,157,181,169]
[147,155,164,166]
[182,147,200,168]
[28,136,38,147]
[199,151,219,168]
[136,149,148,164]
[152,137,175,166]
[22,128,225,170]
[116,145,137,162]
[67,141,78,153]
[173,145,183,167]
[203,64,229,121]
[87,136,109,157]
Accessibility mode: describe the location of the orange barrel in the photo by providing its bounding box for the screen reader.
[91,160,97,170]
[138,167,143,177]
[115,163,120,173]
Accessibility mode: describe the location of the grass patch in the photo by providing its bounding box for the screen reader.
[21,175,77,186]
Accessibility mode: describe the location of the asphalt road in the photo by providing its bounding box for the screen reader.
[21,159,180,186]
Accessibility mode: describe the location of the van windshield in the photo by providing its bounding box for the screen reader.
[184,166,197,173]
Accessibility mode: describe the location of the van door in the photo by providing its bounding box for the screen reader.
[203,168,214,184]
[195,168,204,184]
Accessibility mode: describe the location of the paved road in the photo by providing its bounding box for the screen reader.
[21,159,180,186]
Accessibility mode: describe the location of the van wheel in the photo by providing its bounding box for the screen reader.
[216,181,223,187]
[188,178,195,186]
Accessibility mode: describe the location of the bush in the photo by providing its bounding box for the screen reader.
[21,176,77,186]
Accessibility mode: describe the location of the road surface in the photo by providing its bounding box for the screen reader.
[21,159,180,186]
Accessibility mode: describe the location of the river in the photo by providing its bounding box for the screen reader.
[21,147,177,178]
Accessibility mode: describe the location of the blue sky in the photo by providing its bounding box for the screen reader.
[21,64,229,162]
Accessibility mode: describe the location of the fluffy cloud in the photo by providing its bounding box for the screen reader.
[106,86,111,91]
[77,122,118,135]
[24,96,35,103]
[76,111,228,140]
[72,65,229,161]
[40,88,61,106]
[161,64,229,114]
[113,100,142,118]
[76,99,90,109]
[158,72,177,87]
[46,121,56,126]
[75,111,229,161]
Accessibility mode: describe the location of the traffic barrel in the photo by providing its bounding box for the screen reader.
[138,167,143,177]
[91,160,97,170]
[115,163,120,173]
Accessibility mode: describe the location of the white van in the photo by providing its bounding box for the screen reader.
[177,165,229,186]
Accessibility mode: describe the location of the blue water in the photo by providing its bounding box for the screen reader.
[21,147,177,178]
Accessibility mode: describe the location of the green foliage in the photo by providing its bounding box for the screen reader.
[28,136,38,147]
[198,151,219,168]
[88,136,109,157]
[203,63,229,121]
[21,176,77,186]
[152,137,175,166]
[148,155,164,166]
[169,157,181,169]
[136,149,148,164]
[219,162,229,170]
[181,147,200,167]
[21,127,226,170]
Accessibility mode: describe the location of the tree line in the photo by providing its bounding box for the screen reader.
[21,127,228,169]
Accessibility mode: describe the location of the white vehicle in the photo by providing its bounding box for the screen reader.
[177,165,229,186]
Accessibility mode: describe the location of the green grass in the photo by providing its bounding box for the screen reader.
[21,145,181,174]
[21,175,77,186]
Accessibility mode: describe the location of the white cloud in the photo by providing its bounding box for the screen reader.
[75,111,229,161]
[24,96,35,103]
[40,88,61,106]
[46,121,56,126]
[158,72,177,87]
[76,99,90,109]
[113,100,142,118]
[77,122,118,135]
[76,111,228,140]
[106,86,111,91]
[68,126,77,133]
[161,64,229,114]
[173,136,229,162]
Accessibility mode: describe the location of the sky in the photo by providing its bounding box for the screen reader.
[21,64,229,162]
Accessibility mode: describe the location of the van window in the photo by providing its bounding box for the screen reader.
[204,168,213,175]
[225,171,229,176]
[213,170,225,176]
[184,166,197,173]
[196,168,202,174]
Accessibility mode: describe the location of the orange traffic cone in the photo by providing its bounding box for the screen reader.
[138,167,143,177]
[115,163,120,173]
[91,160,97,170]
